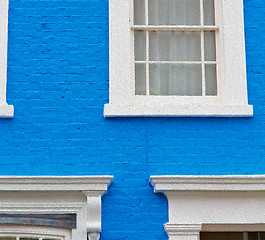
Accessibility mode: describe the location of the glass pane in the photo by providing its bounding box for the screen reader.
[150,64,170,95]
[205,64,217,95]
[134,0,145,25]
[135,64,146,95]
[227,233,243,240]
[149,31,201,61]
[204,0,215,25]
[204,31,216,61]
[200,232,243,240]
[149,0,200,25]
[248,232,259,240]
[0,238,16,240]
[43,239,60,240]
[134,31,146,61]
[20,238,38,240]
[200,232,228,240]
[150,64,202,96]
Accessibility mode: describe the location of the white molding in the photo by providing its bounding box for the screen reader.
[0,0,13,118]
[106,0,253,118]
[0,175,113,193]
[150,175,265,240]
[104,104,253,117]
[150,175,265,192]
[0,176,113,240]
[0,225,72,240]
[164,224,202,240]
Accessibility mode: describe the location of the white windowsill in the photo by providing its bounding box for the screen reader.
[0,104,14,118]
[104,104,253,117]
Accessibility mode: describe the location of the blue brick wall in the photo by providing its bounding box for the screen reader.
[1,0,264,239]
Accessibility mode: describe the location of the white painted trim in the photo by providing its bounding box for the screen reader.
[0,175,113,193]
[104,104,253,117]
[150,175,265,240]
[164,224,202,240]
[0,176,113,240]
[150,175,265,192]
[0,225,71,240]
[106,0,253,118]
[0,0,13,118]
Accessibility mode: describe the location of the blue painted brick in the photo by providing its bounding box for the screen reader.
[0,0,264,239]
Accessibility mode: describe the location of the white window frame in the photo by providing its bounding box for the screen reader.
[150,175,265,240]
[0,225,71,240]
[0,176,113,240]
[105,0,253,117]
[0,0,13,117]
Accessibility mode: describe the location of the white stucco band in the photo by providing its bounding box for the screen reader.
[0,176,113,240]
[150,175,265,240]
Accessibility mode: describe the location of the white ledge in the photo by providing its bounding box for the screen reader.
[0,105,14,118]
[104,104,253,117]
[150,175,265,192]
[0,176,113,195]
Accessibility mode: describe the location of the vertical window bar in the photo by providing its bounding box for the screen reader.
[243,232,248,240]
[200,0,206,96]
[214,0,219,96]
[169,0,175,94]
[145,0,150,95]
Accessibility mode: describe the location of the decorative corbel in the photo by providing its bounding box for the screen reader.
[83,191,102,240]
[83,178,113,240]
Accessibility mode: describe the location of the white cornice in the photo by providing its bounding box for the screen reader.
[0,176,113,195]
[150,175,265,192]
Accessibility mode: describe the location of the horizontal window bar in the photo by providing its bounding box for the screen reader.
[132,25,218,31]
[135,61,217,64]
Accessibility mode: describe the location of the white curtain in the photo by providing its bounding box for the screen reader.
[134,0,217,96]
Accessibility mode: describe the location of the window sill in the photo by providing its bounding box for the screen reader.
[104,104,253,118]
[0,105,14,118]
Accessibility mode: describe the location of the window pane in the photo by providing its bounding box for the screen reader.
[135,64,146,95]
[20,238,38,240]
[43,239,60,240]
[205,64,217,95]
[149,0,200,25]
[150,64,202,96]
[134,31,146,61]
[204,32,216,61]
[200,232,228,240]
[248,233,259,240]
[200,232,243,240]
[149,31,201,61]
[204,0,215,25]
[134,0,145,25]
